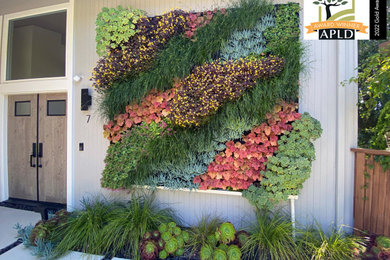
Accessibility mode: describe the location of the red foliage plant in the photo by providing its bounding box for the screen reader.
[184,8,226,39]
[193,103,301,191]
[103,89,175,143]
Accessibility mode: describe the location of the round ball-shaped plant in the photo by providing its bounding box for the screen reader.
[200,244,213,260]
[161,231,172,241]
[140,239,158,260]
[158,223,168,233]
[176,235,184,248]
[182,231,190,243]
[164,237,178,254]
[173,226,182,236]
[227,245,242,260]
[218,244,228,252]
[159,249,169,259]
[168,222,177,229]
[207,234,218,247]
[176,247,185,256]
[213,248,227,260]
[217,222,236,244]
[157,239,165,251]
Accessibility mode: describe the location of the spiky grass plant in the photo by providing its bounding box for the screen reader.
[242,209,301,260]
[99,194,176,259]
[298,224,364,260]
[186,214,223,257]
[52,197,115,257]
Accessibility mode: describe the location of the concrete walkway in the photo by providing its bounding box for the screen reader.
[0,206,41,259]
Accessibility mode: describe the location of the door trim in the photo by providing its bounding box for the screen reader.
[0,1,75,210]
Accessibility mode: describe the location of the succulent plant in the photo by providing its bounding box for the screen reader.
[159,223,168,233]
[157,239,165,251]
[139,239,159,260]
[161,231,172,241]
[207,234,218,247]
[143,231,153,240]
[176,247,185,256]
[218,244,229,252]
[176,235,184,248]
[164,237,178,254]
[173,226,182,236]
[227,245,242,260]
[159,249,169,259]
[216,222,236,244]
[152,230,160,240]
[200,244,213,260]
[168,222,177,229]
[182,230,190,243]
[213,248,227,260]
[234,230,250,248]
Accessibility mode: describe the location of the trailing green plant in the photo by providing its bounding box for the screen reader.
[168,56,284,127]
[93,10,188,91]
[298,224,364,260]
[95,6,145,56]
[101,122,164,189]
[220,13,274,61]
[100,0,274,118]
[52,198,114,257]
[242,209,301,260]
[242,113,322,209]
[99,194,176,259]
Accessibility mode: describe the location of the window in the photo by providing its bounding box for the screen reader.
[47,100,66,116]
[6,11,66,80]
[15,101,31,116]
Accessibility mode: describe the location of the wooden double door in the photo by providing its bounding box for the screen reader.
[8,93,67,204]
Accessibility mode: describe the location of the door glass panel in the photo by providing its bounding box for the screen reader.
[15,101,31,116]
[6,11,66,80]
[47,100,66,116]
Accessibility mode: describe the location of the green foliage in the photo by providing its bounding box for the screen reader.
[100,0,274,118]
[95,6,144,56]
[298,225,364,260]
[200,244,213,260]
[216,222,236,244]
[187,215,223,257]
[371,100,390,150]
[227,245,242,260]
[242,209,301,260]
[101,123,163,189]
[264,3,300,53]
[243,113,322,209]
[29,210,69,245]
[15,223,56,260]
[52,198,113,256]
[377,236,390,252]
[213,248,227,259]
[220,13,274,61]
[99,194,176,259]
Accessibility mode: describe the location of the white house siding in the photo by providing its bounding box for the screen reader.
[0,0,357,229]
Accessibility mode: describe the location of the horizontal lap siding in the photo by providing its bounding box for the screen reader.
[0,0,69,15]
[72,0,356,229]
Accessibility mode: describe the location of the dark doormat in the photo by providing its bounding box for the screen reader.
[0,198,66,220]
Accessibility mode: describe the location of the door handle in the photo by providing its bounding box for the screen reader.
[30,143,36,167]
[37,143,43,168]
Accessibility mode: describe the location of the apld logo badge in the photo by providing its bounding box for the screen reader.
[304,0,370,40]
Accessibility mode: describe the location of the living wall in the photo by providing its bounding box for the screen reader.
[93,0,322,209]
